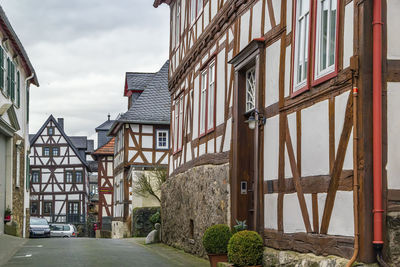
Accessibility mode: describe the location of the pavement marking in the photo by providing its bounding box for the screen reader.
[13,254,32,258]
[23,245,43,248]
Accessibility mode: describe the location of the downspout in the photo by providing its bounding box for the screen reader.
[22,72,34,238]
[372,0,388,266]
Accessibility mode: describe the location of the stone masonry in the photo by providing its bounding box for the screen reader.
[161,163,230,257]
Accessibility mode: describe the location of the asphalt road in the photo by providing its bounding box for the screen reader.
[3,238,208,267]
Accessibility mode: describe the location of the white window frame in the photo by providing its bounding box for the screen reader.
[178,94,184,149]
[314,0,338,79]
[156,130,169,149]
[199,70,207,135]
[174,101,179,152]
[207,63,215,131]
[245,67,256,113]
[293,0,311,92]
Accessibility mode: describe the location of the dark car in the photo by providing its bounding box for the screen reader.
[29,217,50,238]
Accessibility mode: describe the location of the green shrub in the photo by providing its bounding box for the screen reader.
[149,211,161,225]
[132,207,160,237]
[202,224,232,254]
[228,230,263,266]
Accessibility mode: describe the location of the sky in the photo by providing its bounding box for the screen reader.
[0,0,170,147]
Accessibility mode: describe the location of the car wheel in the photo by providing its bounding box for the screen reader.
[63,236,69,238]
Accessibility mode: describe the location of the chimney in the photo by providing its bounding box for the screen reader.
[57,118,64,130]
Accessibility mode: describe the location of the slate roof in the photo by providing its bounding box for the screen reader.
[126,72,155,92]
[113,60,170,128]
[0,6,39,86]
[87,161,98,173]
[95,119,115,131]
[70,136,88,149]
[92,137,115,156]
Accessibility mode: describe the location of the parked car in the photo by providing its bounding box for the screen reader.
[49,224,77,238]
[29,217,50,238]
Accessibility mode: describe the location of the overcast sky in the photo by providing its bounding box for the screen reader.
[0,0,170,146]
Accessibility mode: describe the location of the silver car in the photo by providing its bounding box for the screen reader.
[50,224,78,238]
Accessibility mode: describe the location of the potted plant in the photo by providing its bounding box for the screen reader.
[228,230,263,267]
[4,207,12,222]
[202,224,232,267]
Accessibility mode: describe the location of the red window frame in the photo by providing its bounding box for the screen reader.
[290,0,340,97]
[198,60,216,138]
[173,93,184,154]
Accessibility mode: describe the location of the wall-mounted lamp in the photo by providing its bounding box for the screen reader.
[244,109,266,130]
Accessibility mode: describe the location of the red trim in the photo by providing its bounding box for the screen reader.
[310,0,340,87]
[124,78,129,96]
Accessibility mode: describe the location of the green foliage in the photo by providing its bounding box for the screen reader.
[4,206,12,216]
[228,230,263,266]
[202,224,232,254]
[232,219,247,234]
[149,211,161,225]
[132,207,161,237]
[132,168,167,203]
[5,221,18,236]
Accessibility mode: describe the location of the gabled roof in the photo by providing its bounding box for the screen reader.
[0,103,20,136]
[92,137,115,156]
[29,115,89,169]
[109,61,170,135]
[0,6,38,86]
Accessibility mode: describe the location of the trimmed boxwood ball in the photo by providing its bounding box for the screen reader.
[202,224,232,254]
[228,230,263,266]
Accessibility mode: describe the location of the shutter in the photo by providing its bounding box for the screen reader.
[17,71,20,106]
[26,154,30,191]
[0,47,3,90]
[6,57,9,96]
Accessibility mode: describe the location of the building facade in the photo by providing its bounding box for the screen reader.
[0,5,39,237]
[155,0,400,264]
[108,61,170,238]
[29,116,91,225]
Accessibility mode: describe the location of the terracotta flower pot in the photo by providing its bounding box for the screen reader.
[4,215,11,222]
[207,253,228,267]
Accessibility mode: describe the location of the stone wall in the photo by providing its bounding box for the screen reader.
[131,206,160,237]
[111,220,130,239]
[387,211,400,266]
[161,163,230,257]
[11,136,24,237]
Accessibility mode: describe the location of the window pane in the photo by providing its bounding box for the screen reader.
[208,64,215,130]
[294,0,310,89]
[328,0,337,66]
[191,0,196,22]
[246,68,256,112]
[200,72,207,134]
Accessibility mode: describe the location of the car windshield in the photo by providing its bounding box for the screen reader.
[30,218,48,225]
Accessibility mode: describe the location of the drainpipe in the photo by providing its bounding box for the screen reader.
[372,0,388,265]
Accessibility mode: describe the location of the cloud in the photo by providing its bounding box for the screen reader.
[0,0,170,147]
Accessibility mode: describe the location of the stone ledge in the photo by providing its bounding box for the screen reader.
[217,262,232,267]
[263,247,379,267]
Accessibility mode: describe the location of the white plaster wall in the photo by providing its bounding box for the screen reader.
[142,135,153,149]
[107,162,113,176]
[387,1,400,59]
[223,118,232,152]
[240,10,251,51]
[285,112,297,178]
[317,192,354,236]
[252,1,262,39]
[265,39,281,107]
[216,136,222,153]
[264,193,278,229]
[216,49,226,126]
[335,91,353,170]
[199,143,206,156]
[264,1,272,34]
[283,193,312,233]
[143,151,152,163]
[211,0,218,20]
[343,2,354,69]
[387,82,400,189]
[286,0,292,33]
[264,115,279,180]
[204,2,210,29]
[272,0,281,26]
[69,194,79,200]
[208,138,215,154]
[301,100,329,176]
[186,143,192,162]
[130,124,139,133]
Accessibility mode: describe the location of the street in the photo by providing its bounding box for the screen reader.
[2,238,209,267]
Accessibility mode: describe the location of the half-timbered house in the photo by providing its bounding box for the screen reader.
[155,0,399,264]
[29,116,92,225]
[0,5,39,237]
[108,61,170,238]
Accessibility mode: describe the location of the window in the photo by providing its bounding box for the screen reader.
[119,180,123,203]
[75,171,83,183]
[156,130,169,149]
[52,147,59,157]
[65,171,73,183]
[292,0,340,95]
[30,201,38,215]
[173,95,184,152]
[48,127,54,135]
[293,0,310,92]
[0,47,4,93]
[190,0,203,23]
[32,171,40,183]
[175,1,180,46]
[43,201,52,215]
[7,58,15,102]
[199,61,216,136]
[315,0,338,79]
[43,147,50,156]
[246,68,256,112]
[16,71,20,107]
